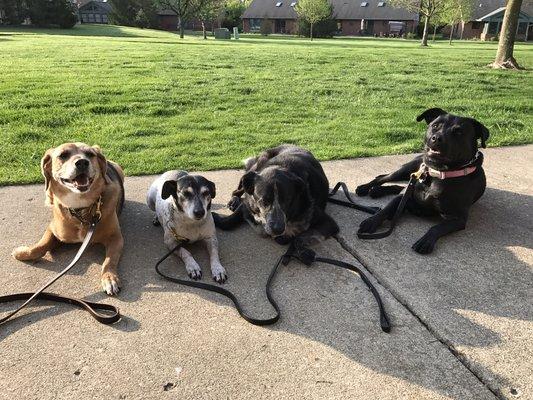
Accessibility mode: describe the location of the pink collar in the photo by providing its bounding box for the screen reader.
[418,163,477,180]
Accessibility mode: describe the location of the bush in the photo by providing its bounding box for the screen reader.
[406,32,417,39]
[27,0,77,28]
[0,0,27,25]
[297,18,337,38]
[221,0,246,31]
[260,19,271,36]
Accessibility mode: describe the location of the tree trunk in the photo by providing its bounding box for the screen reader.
[432,24,437,41]
[202,21,206,39]
[421,15,429,46]
[179,16,185,38]
[310,22,313,41]
[460,21,464,40]
[492,0,523,68]
[449,23,454,45]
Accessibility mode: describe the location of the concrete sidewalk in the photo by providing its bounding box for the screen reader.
[0,146,531,400]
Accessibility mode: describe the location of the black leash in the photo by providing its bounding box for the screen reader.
[328,182,381,214]
[155,241,390,332]
[357,175,417,240]
[0,216,120,326]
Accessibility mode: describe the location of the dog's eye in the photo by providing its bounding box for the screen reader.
[201,190,210,197]
[84,151,95,158]
[58,151,70,160]
[432,123,441,130]
[181,191,193,199]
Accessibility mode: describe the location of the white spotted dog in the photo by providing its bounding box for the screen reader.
[147,170,227,283]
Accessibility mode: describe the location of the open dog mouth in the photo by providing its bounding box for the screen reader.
[60,173,94,192]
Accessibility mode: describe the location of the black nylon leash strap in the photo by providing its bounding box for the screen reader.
[328,182,381,215]
[0,219,120,326]
[357,175,417,240]
[155,242,391,332]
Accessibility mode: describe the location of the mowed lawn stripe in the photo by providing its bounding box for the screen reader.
[0,25,531,185]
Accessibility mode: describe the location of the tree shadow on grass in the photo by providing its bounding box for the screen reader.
[0,24,159,38]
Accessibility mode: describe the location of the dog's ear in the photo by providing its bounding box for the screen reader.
[41,147,54,205]
[162,180,177,200]
[92,145,110,183]
[205,179,216,199]
[242,171,258,195]
[469,119,490,149]
[416,108,447,124]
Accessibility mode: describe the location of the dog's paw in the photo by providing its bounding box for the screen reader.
[358,216,382,234]
[355,183,372,197]
[211,263,227,284]
[227,196,242,212]
[101,272,121,296]
[368,186,387,198]
[12,246,36,261]
[412,235,436,254]
[186,262,202,280]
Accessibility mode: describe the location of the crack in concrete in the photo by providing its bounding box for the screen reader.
[334,234,503,400]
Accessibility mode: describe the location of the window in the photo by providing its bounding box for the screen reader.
[517,22,527,34]
[275,2,282,6]
[378,2,385,6]
[488,21,498,34]
[250,18,261,31]
[471,21,482,30]
[102,15,108,23]
[360,2,368,7]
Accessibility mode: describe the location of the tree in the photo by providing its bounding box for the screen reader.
[221,0,248,31]
[390,0,448,46]
[156,0,211,38]
[27,0,77,28]
[109,0,139,26]
[109,0,159,28]
[294,0,331,40]
[435,0,473,44]
[491,0,523,69]
[197,0,223,38]
[0,0,27,25]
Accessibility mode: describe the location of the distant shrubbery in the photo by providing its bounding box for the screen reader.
[108,0,159,29]
[27,0,78,28]
[297,18,337,38]
[0,0,76,28]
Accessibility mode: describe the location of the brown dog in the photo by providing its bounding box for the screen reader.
[12,143,125,295]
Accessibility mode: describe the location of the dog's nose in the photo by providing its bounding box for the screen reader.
[430,135,442,143]
[193,209,205,219]
[75,159,89,169]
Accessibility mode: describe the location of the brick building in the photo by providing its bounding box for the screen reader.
[242,0,418,36]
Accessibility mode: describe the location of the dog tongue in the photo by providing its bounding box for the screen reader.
[74,174,89,186]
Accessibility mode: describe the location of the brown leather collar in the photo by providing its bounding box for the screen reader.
[67,195,103,225]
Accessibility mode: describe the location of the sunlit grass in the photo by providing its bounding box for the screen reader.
[0,24,531,184]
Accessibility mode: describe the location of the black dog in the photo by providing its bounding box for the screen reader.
[214,145,339,247]
[357,108,489,254]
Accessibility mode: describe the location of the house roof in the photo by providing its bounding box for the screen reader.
[242,0,418,21]
[471,0,533,20]
[78,0,112,12]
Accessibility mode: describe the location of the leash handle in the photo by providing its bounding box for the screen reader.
[328,182,381,214]
[357,176,417,240]
[1,218,120,326]
[155,243,281,326]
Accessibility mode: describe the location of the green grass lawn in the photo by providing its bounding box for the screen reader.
[1,24,532,185]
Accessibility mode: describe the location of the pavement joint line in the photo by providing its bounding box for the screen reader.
[334,234,503,400]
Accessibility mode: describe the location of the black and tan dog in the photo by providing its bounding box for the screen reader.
[357,108,489,254]
[214,145,339,247]
[12,143,125,295]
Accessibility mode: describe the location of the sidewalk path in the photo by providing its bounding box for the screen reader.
[0,145,530,400]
